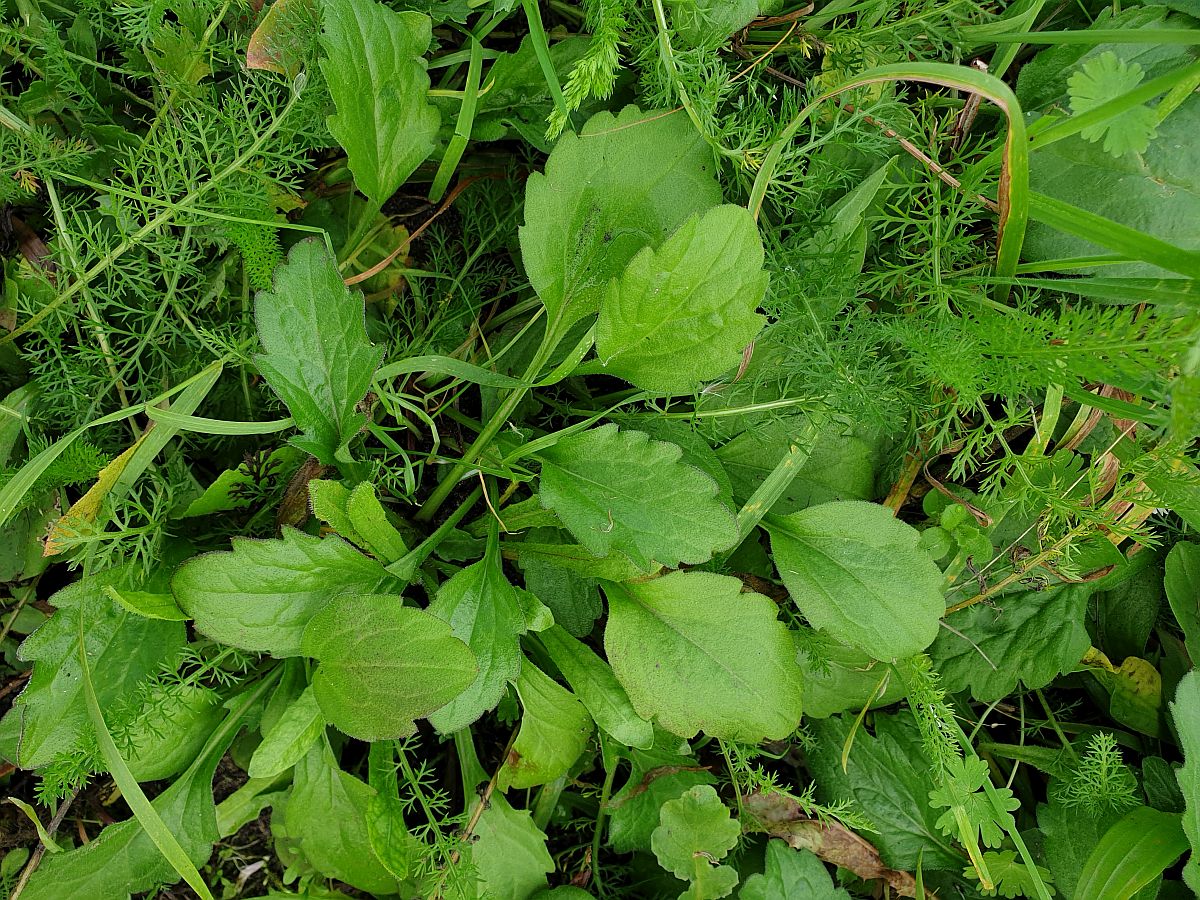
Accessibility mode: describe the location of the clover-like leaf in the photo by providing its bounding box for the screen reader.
[301,594,477,740]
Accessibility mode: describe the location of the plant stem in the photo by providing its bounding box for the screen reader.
[389,486,483,579]
[735,414,825,540]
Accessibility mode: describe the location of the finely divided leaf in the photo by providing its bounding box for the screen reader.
[427,553,535,733]
[766,501,945,661]
[301,594,477,740]
[173,528,400,657]
[519,105,722,331]
[603,571,804,742]
[931,584,1093,702]
[596,204,767,394]
[319,0,439,206]
[254,238,384,465]
[538,424,737,570]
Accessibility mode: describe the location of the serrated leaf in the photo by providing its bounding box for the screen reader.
[595,204,767,394]
[652,785,740,898]
[538,424,737,570]
[499,662,592,790]
[247,686,324,779]
[319,0,439,206]
[173,528,401,657]
[603,571,804,742]
[1171,670,1200,892]
[739,840,850,900]
[278,747,397,895]
[427,546,535,733]
[766,501,945,661]
[471,793,555,900]
[301,594,476,740]
[254,238,384,465]
[1,569,184,768]
[539,625,654,749]
[1067,51,1158,158]
[963,849,1055,899]
[519,105,721,332]
[931,585,1093,702]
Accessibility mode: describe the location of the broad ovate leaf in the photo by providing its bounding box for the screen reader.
[427,549,536,733]
[740,840,851,900]
[1171,670,1200,892]
[538,424,737,570]
[519,105,721,331]
[470,794,555,900]
[766,501,945,661]
[173,528,400,657]
[499,662,592,791]
[254,238,384,464]
[319,0,439,206]
[596,204,767,394]
[603,571,804,742]
[301,594,477,740]
[931,584,1093,702]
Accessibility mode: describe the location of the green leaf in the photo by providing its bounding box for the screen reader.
[603,571,804,742]
[470,793,555,900]
[539,625,654,749]
[739,840,850,900]
[365,793,420,881]
[1165,542,1200,663]
[247,686,325,779]
[796,632,906,719]
[807,713,963,869]
[2,570,184,768]
[427,546,537,733]
[1170,670,1200,892]
[518,527,603,636]
[1074,806,1187,899]
[311,480,410,564]
[1038,798,1109,900]
[928,756,1021,849]
[519,105,722,332]
[1067,52,1158,157]
[765,501,945,661]
[499,662,593,790]
[594,204,767,394]
[538,424,737,570]
[301,594,477,740]
[319,0,439,206]
[277,747,397,895]
[174,528,401,657]
[607,743,719,853]
[651,785,740,899]
[931,585,1093,701]
[103,586,188,621]
[254,238,384,465]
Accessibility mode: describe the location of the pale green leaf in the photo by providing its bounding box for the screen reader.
[595,204,767,394]
[963,849,1055,899]
[319,0,439,206]
[471,793,555,900]
[739,840,850,900]
[796,632,905,720]
[173,528,401,657]
[603,571,804,742]
[366,793,420,881]
[766,501,945,661]
[931,585,1093,702]
[538,424,737,570]
[310,479,409,563]
[103,586,188,621]
[1170,670,1200,892]
[427,548,533,733]
[499,662,592,790]
[277,747,397,895]
[301,594,477,740]
[247,686,325,779]
[539,625,654,749]
[652,785,740,898]
[519,105,722,332]
[254,238,384,465]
